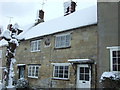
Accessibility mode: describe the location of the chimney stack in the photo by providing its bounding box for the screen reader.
[35,9,44,26]
[64,0,76,16]
[39,10,44,20]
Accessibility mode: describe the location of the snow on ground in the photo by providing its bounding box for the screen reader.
[0,80,3,90]
[18,5,97,40]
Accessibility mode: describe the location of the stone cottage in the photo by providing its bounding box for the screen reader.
[15,3,97,89]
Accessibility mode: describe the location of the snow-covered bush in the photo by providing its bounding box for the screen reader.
[15,78,29,88]
[100,72,120,88]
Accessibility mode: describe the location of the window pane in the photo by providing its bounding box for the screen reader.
[35,72,38,76]
[113,51,116,57]
[65,66,68,69]
[54,66,59,77]
[54,70,58,77]
[118,51,120,57]
[28,67,31,76]
[64,74,68,78]
[54,72,58,77]
[64,69,68,74]
[32,67,35,76]
[59,67,63,74]
[59,73,63,78]
[85,74,89,81]
[33,42,36,51]
[35,41,37,50]
[61,36,65,47]
[37,41,40,50]
[35,67,39,76]
[113,65,117,71]
[64,66,68,78]
[85,68,89,73]
[59,66,64,78]
[113,58,117,64]
[31,42,33,51]
[80,67,84,73]
[55,66,58,69]
[118,65,120,71]
[80,74,84,80]
[55,37,60,48]
[118,58,120,64]
[60,66,63,69]
[66,35,70,47]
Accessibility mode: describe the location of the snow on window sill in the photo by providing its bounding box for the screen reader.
[28,76,38,79]
[52,77,69,81]
[31,50,41,52]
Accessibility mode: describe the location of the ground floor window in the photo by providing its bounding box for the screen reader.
[28,65,40,78]
[107,46,120,71]
[52,63,70,80]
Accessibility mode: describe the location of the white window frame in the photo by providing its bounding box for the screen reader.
[28,65,40,78]
[55,33,71,48]
[107,46,120,71]
[0,50,2,59]
[31,40,41,52]
[51,63,70,80]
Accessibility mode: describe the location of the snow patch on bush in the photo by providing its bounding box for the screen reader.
[100,72,120,81]
[16,78,29,88]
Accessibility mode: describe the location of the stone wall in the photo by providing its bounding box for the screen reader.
[15,24,97,88]
[97,2,119,88]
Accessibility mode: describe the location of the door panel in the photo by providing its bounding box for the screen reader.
[76,64,91,88]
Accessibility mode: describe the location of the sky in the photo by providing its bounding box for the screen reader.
[0,0,97,30]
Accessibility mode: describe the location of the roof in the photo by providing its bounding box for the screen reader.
[18,5,97,40]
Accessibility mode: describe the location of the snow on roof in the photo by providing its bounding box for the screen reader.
[0,39,8,47]
[100,72,120,81]
[68,59,94,64]
[18,5,97,40]
[17,64,26,66]
[17,23,35,39]
[21,23,35,31]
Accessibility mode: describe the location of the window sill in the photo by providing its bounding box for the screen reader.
[52,77,69,81]
[110,71,120,73]
[28,76,38,79]
[54,46,71,50]
[31,50,41,52]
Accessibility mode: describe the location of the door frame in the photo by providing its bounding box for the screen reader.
[17,64,26,79]
[76,64,91,88]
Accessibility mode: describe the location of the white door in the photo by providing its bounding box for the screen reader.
[76,64,91,88]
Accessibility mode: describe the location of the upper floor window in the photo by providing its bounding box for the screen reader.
[55,33,71,48]
[28,65,40,78]
[107,46,120,71]
[31,40,41,52]
[52,63,70,80]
